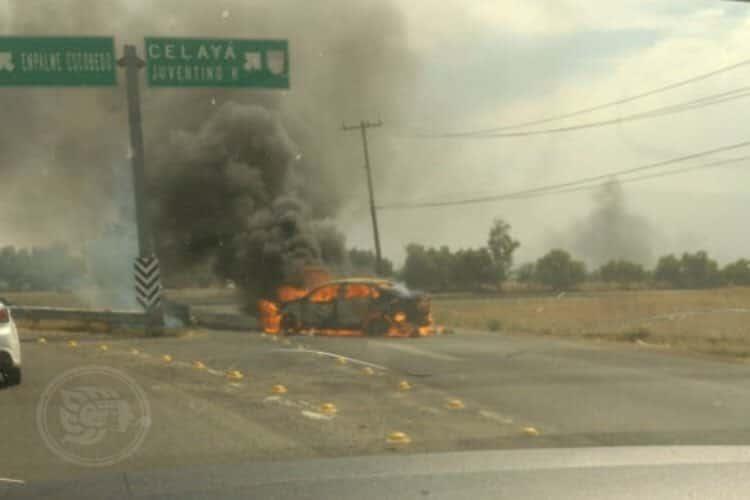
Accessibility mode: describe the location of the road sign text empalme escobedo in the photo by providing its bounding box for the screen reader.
[0,36,115,86]
[145,37,289,88]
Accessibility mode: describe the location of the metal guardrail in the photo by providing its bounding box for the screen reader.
[10,306,148,330]
[8,300,256,332]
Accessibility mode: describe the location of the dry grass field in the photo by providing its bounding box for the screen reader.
[7,287,750,358]
[432,287,750,358]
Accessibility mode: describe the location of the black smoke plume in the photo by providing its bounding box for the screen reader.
[2,0,417,306]
[569,179,654,268]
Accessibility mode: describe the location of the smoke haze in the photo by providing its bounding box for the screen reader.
[564,179,654,269]
[1,0,418,301]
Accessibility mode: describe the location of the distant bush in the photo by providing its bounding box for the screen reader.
[486,319,502,332]
[722,259,750,286]
[617,328,651,343]
[348,248,394,277]
[534,249,586,291]
[514,263,536,284]
[654,251,721,289]
[598,259,647,287]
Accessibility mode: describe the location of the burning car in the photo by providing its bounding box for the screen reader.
[259,278,436,337]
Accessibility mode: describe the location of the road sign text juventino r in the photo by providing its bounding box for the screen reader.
[145,38,288,88]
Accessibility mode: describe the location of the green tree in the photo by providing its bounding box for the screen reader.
[722,259,750,286]
[598,259,647,286]
[487,218,520,284]
[402,244,439,291]
[680,251,720,288]
[535,249,586,291]
[348,248,394,277]
[514,262,536,284]
[453,248,496,291]
[654,251,721,289]
[654,254,681,287]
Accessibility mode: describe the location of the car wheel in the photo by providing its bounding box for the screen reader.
[280,313,300,336]
[365,318,389,337]
[4,366,21,386]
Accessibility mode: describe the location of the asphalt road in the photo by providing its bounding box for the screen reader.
[3,328,750,483]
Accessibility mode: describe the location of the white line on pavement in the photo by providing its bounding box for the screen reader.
[301,410,334,421]
[0,478,25,484]
[270,348,388,371]
[373,342,461,361]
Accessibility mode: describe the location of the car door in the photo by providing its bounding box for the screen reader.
[337,283,379,328]
[303,284,339,328]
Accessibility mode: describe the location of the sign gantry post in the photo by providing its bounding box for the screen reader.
[118,45,163,330]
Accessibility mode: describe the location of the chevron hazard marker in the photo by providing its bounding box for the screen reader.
[134,255,162,311]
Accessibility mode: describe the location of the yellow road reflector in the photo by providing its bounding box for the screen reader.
[67,340,78,348]
[270,335,279,342]
[99,344,109,351]
[446,399,465,409]
[226,369,244,381]
[193,361,207,370]
[130,348,140,355]
[320,402,338,415]
[398,380,411,391]
[37,337,47,344]
[522,426,540,437]
[162,354,173,363]
[362,367,375,375]
[272,384,288,394]
[336,356,348,365]
[386,431,411,444]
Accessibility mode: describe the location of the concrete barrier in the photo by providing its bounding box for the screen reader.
[9,300,257,333]
[11,306,148,331]
[192,311,258,331]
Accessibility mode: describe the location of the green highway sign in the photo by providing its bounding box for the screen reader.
[144,37,289,88]
[0,36,116,86]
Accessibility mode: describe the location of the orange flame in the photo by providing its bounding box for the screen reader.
[277,285,307,303]
[257,275,441,338]
[345,283,380,299]
[258,299,281,334]
[309,284,339,303]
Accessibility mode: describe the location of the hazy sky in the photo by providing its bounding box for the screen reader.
[3,0,750,271]
[339,0,750,267]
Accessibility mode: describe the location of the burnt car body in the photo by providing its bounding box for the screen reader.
[278,279,432,336]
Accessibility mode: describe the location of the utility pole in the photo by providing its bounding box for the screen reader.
[342,119,384,276]
[118,44,163,331]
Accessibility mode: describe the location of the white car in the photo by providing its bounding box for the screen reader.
[0,300,21,386]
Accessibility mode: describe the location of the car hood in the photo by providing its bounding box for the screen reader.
[8,446,750,499]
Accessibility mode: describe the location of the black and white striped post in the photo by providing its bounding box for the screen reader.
[119,45,163,332]
[134,256,161,311]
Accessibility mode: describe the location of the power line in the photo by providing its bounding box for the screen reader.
[407,56,750,138]
[408,86,750,139]
[377,140,750,210]
[379,155,750,210]
[522,155,750,199]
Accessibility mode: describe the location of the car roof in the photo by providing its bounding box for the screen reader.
[313,278,395,288]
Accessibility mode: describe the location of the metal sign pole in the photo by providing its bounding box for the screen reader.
[118,44,163,330]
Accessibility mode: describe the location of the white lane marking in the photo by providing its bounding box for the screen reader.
[373,342,461,361]
[270,348,388,371]
[0,478,25,484]
[301,410,334,421]
[479,409,514,424]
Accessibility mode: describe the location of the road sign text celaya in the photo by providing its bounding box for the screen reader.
[145,38,289,88]
[147,40,237,83]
